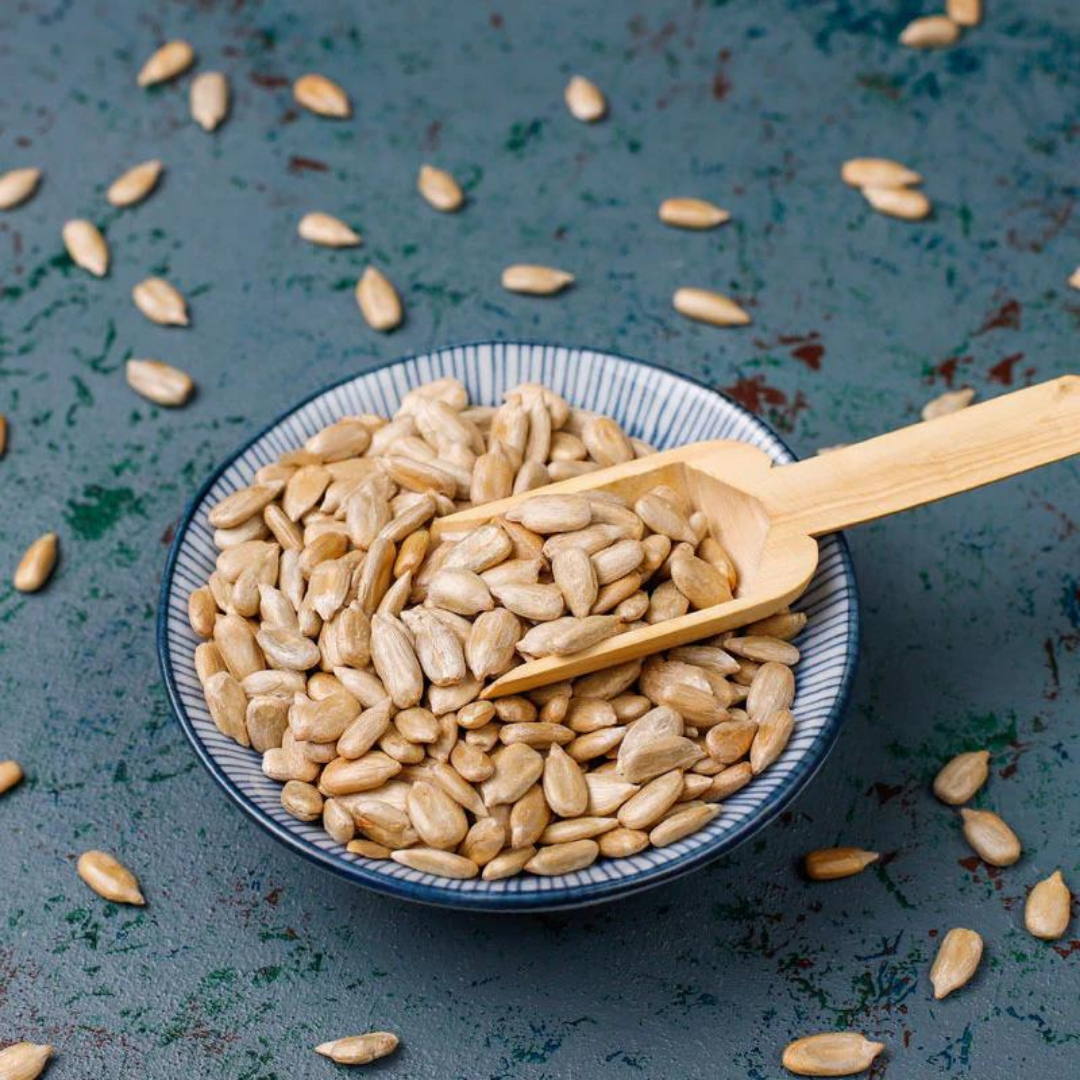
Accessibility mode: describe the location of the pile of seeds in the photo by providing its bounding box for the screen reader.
[190,377,804,880]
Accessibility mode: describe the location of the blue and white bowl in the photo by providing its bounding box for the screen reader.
[159,342,859,911]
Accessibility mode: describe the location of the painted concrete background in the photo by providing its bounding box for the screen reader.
[1,1,1078,1076]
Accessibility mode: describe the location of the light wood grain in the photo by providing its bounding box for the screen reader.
[431,376,1080,698]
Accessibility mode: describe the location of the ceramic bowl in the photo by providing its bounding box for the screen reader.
[159,341,858,911]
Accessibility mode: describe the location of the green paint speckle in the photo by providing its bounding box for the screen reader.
[64,485,148,541]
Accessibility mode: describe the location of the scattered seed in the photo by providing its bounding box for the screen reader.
[315,1032,399,1066]
[106,159,162,207]
[1024,870,1071,940]
[418,164,465,212]
[133,276,189,326]
[502,264,574,296]
[356,266,403,331]
[658,197,730,230]
[804,847,879,881]
[298,211,361,248]
[862,185,931,221]
[947,0,981,24]
[76,849,145,905]
[14,532,58,592]
[930,927,983,999]
[564,75,606,121]
[781,1032,885,1076]
[0,1043,53,1080]
[932,749,989,805]
[191,71,229,131]
[293,73,351,117]
[899,14,961,48]
[672,287,751,327]
[960,808,1021,866]
[62,219,109,276]
[0,167,42,210]
[126,359,195,407]
[137,40,195,86]
[840,157,922,189]
[0,759,24,796]
[922,386,974,421]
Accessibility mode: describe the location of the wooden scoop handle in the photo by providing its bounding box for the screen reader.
[760,375,1080,537]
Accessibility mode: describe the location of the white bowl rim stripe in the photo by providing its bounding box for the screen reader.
[157,340,859,911]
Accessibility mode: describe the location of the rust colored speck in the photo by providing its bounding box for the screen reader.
[792,343,824,371]
[265,887,281,906]
[161,519,177,546]
[712,48,732,100]
[288,156,329,175]
[958,856,982,873]
[930,356,968,387]
[490,12,503,28]
[988,352,1024,385]
[1052,939,1080,959]
[974,297,1021,335]
[251,72,290,89]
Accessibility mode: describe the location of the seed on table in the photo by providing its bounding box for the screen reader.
[502,264,575,296]
[960,808,1021,866]
[781,1032,885,1076]
[1069,266,1080,291]
[14,532,59,593]
[658,197,730,230]
[315,1032,399,1066]
[862,185,931,221]
[132,277,191,330]
[0,167,42,210]
[672,287,751,327]
[0,759,24,796]
[899,14,961,48]
[125,358,195,406]
[137,40,195,86]
[922,386,974,421]
[77,850,146,905]
[0,1043,53,1080]
[840,158,922,189]
[930,927,983,999]
[1024,870,1071,940]
[62,220,109,276]
[932,749,989,805]
[298,211,361,248]
[356,266,403,331]
[418,164,465,212]
[106,159,162,207]
[947,0,981,24]
[190,71,229,131]
[804,847,879,881]
[293,72,351,117]
[564,74,606,121]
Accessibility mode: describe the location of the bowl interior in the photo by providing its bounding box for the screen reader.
[159,341,858,910]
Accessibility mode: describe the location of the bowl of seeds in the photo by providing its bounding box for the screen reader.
[158,341,858,910]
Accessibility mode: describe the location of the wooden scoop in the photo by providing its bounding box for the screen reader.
[434,376,1080,698]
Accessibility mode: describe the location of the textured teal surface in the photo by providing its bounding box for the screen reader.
[1,1,1078,1076]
